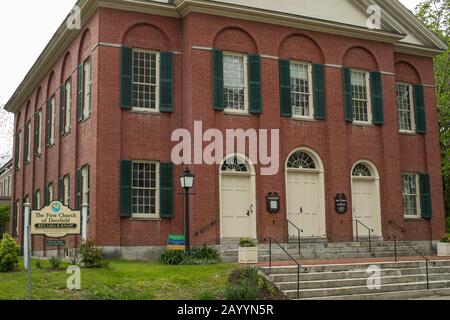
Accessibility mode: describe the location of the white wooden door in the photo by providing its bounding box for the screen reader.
[352,179,381,237]
[221,175,253,238]
[287,172,323,237]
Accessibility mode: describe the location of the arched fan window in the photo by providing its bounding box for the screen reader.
[352,163,372,177]
[287,151,317,170]
[221,156,248,172]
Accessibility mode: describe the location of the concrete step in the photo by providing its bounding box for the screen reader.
[297,288,450,300]
[283,280,450,299]
[258,251,435,261]
[277,274,450,291]
[267,266,450,282]
[261,260,450,275]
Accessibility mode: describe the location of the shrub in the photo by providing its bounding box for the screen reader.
[159,250,186,265]
[446,217,450,233]
[0,205,10,234]
[49,256,62,270]
[239,238,256,248]
[224,282,259,300]
[0,233,20,272]
[442,234,450,243]
[79,240,107,268]
[159,246,222,265]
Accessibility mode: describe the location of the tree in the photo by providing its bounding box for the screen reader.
[0,205,10,235]
[415,0,450,219]
[0,103,13,167]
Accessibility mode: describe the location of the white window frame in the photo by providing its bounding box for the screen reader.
[351,69,372,125]
[402,173,421,219]
[17,130,22,170]
[65,78,72,134]
[132,49,160,113]
[36,190,41,210]
[48,183,54,203]
[290,61,314,120]
[15,200,20,236]
[131,161,160,219]
[81,166,89,206]
[37,110,42,155]
[396,82,416,134]
[50,96,56,146]
[63,175,70,207]
[26,121,31,164]
[83,57,92,119]
[223,52,249,115]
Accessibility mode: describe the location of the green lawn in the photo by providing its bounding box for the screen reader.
[0,260,237,300]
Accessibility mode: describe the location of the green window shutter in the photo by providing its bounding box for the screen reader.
[279,59,292,117]
[60,84,66,135]
[33,112,39,155]
[12,202,17,237]
[15,133,19,169]
[160,162,174,219]
[24,123,29,164]
[212,49,224,111]
[343,67,353,122]
[120,160,132,218]
[44,185,49,206]
[59,178,64,202]
[46,100,51,147]
[121,47,133,110]
[32,191,37,210]
[313,64,326,120]
[414,84,427,134]
[420,173,432,219]
[160,51,174,113]
[370,71,384,125]
[75,168,82,210]
[248,54,262,114]
[77,64,84,121]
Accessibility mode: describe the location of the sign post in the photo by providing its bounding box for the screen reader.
[81,203,88,242]
[23,203,31,270]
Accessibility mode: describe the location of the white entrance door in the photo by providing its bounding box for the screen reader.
[352,179,382,237]
[287,172,324,238]
[221,174,254,239]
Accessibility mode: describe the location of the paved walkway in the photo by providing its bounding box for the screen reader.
[258,256,450,267]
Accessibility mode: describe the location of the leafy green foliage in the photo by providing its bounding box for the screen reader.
[447,216,450,232]
[79,240,107,268]
[159,246,222,265]
[239,238,257,247]
[442,234,450,243]
[49,256,62,270]
[0,233,20,272]
[416,0,450,217]
[224,267,283,300]
[0,205,10,234]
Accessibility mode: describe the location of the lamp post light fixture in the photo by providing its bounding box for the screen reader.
[180,167,195,254]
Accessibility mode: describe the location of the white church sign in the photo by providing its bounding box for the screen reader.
[31,201,81,238]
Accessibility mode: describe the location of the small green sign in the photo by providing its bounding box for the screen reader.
[46,240,66,247]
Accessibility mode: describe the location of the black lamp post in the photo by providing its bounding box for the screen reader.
[180,167,195,254]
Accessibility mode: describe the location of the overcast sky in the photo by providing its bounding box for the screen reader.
[0,0,424,165]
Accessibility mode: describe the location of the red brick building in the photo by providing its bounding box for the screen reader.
[6,0,448,258]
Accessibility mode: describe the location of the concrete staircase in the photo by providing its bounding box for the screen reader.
[220,240,435,262]
[261,260,450,300]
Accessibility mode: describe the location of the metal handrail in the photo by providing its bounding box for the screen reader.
[403,241,433,290]
[273,219,303,255]
[353,219,374,253]
[268,238,303,299]
[386,221,433,290]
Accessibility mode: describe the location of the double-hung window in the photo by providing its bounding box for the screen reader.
[82,166,90,206]
[49,96,56,146]
[396,83,415,133]
[36,110,42,155]
[223,53,248,112]
[35,190,41,210]
[65,78,72,134]
[132,161,159,217]
[16,130,22,170]
[132,50,159,111]
[63,175,70,206]
[24,121,31,164]
[350,70,372,124]
[83,58,92,119]
[290,61,313,119]
[48,183,54,203]
[402,174,421,219]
